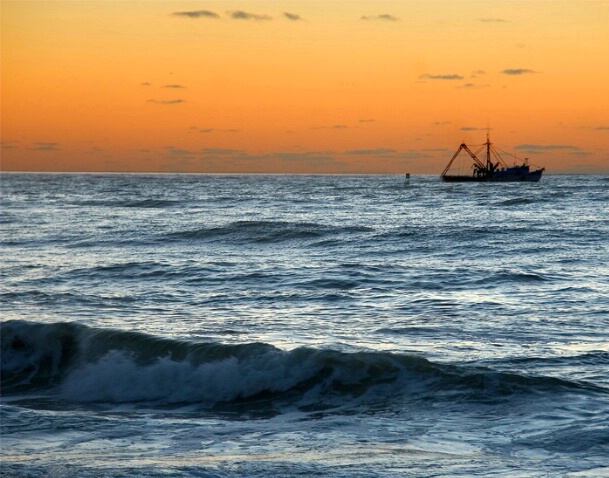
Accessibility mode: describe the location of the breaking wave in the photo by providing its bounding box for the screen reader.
[2,321,604,409]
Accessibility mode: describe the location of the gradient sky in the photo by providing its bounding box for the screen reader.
[2,0,608,174]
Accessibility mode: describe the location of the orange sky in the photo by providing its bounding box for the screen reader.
[2,0,608,174]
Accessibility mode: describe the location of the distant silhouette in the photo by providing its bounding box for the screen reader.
[441,135,545,182]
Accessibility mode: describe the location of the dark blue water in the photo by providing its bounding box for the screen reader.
[1,173,608,477]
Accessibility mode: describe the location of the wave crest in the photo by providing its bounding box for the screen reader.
[1,321,604,409]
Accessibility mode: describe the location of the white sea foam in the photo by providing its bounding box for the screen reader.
[60,349,318,404]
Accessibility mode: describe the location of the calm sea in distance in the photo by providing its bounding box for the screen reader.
[1,173,608,477]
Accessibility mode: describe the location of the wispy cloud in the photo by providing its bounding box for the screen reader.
[314,124,349,130]
[162,147,247,161]
[201,148,243,155]
[593,126,609,131]
[147,99,186,105]
[397,150,434,160]
[164,147,195,159]
[1,141,19,150]
[284,12,302,21]
[199,128,239,134]
[361,14,399,21]
[197,149,342,169]
[432,121,451,126]
[140,82,151,86]
[359,119,376,123]
[229,10,272,21]
[479,18,509,23]
[33,142,61,151]
[460,127,485,131]
[501,69,537,75]
[173,10,219,19]
[268,152,339,167]
[514,144,580,153]
[163,84,186,89]
[344,148,397,156]
[460,83,489,89]
[420,73,464,80]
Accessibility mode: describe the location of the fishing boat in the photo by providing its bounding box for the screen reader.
[441,135,545,182]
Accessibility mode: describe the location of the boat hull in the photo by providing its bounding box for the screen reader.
[442,168,544,183]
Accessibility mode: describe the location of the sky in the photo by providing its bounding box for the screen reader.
[2,0,608,174]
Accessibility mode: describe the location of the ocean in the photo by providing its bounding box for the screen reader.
[1,173,608,477]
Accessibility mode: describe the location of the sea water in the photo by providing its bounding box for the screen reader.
[1,173,608,477]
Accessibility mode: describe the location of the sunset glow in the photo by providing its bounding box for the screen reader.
[2,0,608,174]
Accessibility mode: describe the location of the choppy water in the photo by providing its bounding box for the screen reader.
[1,173,608,477]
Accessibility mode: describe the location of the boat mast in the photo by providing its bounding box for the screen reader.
[486,132,491,171]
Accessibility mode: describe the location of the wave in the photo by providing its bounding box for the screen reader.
[0,211,18,225]
[494,197,536,207]
[2,321,605,409]
[64,261,183,281]
[163,221,374,244]
[488,351,609,368]
[477,270,549,284]
[75,199,181,208]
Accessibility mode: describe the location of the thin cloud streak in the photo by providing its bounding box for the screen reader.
[165,146,193,156]
[1,141,19,150]
[284,12,302,21]
[361,14,399,21]
[420,74,464,80]
[147,99,186,105]
[229,11,272,21]
[173,10,219,19]
[502,69,537,75]
[33,142,61,151]
[515,144,580,152]
[460,83,489,89]
[344,148,397,156]
[199,129,239,134]
[201,148,242,155]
